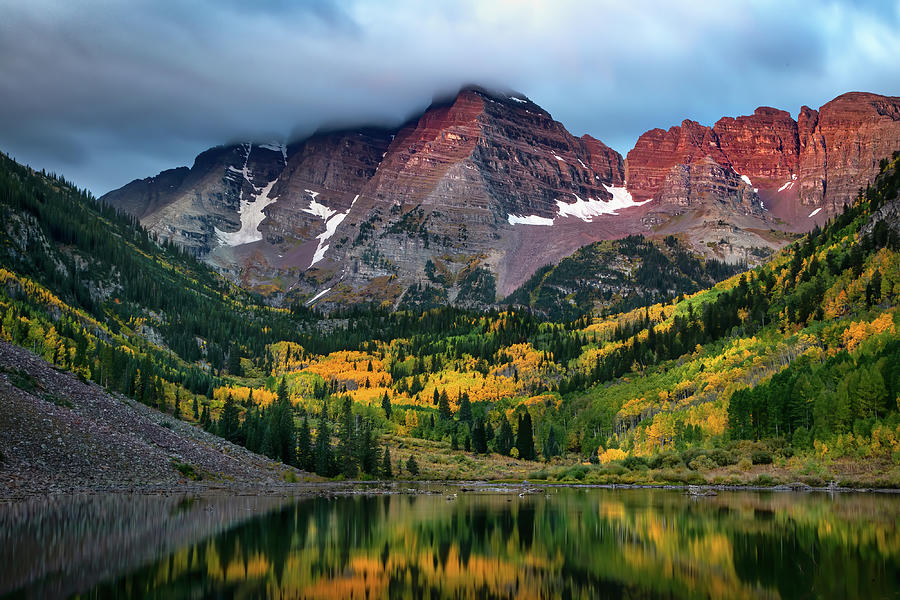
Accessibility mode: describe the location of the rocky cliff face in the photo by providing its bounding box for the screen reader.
[101,88,900,309]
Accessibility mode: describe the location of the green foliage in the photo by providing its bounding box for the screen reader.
[171,461,201,481]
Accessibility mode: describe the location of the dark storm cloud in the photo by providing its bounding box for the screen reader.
[0,0,898,194]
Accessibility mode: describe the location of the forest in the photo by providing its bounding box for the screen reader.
[1,149,899,485]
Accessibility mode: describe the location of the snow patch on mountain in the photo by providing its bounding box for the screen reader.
[507,214,555,226]
[509,186,651,226]
[215,178,278,247]
[778,180,794,192]
[308,194,360,268]
[808,208,822,218]
[306,286,332,305]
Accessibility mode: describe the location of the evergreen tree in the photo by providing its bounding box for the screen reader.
[381,445,393,479]
[200,402,212,430]
[381,391,392,420]
[406,455,419,476]
[314,418,334,477]
[337,396,358,477]
[277,376,289,403]
[297,414,314,472]
[457,392,472,423]
[471,417,488,453]
[516,412,536,460]
[192,394,199,420]
[356,417,378,475]
[218,393,241,443]
[438,390,453,421]
[173,388,181,419]
[495,416,514,456]
[266,394,296,465]
[543,425,561,460]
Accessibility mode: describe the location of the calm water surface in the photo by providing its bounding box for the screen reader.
[2,486,899,599]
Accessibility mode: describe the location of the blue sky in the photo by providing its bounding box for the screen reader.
[1,0,898,193]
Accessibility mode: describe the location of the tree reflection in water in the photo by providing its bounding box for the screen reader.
[8,489,900,599]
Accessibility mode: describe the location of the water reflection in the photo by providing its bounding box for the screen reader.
[4,489,900,599]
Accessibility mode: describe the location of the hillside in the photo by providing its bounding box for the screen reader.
[505,234,746,321]
[0,340,303,496]
[1,150,899,488]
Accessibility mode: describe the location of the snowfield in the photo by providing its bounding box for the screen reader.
[508,185,651,226]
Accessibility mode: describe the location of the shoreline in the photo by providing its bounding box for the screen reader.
[4,477,900,502]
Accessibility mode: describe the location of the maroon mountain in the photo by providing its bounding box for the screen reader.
[101,88,900,308]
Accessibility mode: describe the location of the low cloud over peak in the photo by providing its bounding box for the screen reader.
[1,0,898,193]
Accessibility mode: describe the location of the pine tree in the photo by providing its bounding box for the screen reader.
[472,417,488,453]
[219,394,241,443]
[457,392,472,423]
[406,455,419,476]
[380,445,393,479]
[438,390,452,421]
[200,402,212,430]
[495,416,514,456]
[297,414,314,472]
[173,388,182,419]
[192,394,199,420]
[314,418,334,477]
[516,412,536,460]
[338,396,357,477]
[381,391,392,419]
[543,425,561,459]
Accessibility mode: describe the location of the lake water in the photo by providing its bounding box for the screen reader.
[2,486,899,599]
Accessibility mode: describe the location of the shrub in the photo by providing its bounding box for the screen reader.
[600,464,628,476]
[559,465,589,481]
[528,469,550,480]
[689,455,717,471]
[172,461,201,481]
[623,455,649,471]
[708,449,735,467]
[737,457,753,471]
[648,452,683,470]
[753,474,776,486]
[681,448,707,466]
[751,450,774,465]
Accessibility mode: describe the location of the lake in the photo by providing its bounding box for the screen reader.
[2,486,899,599]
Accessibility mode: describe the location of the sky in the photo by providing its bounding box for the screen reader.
[1,0,899,195]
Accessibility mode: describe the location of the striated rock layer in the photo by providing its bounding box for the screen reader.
[101,89,900,309]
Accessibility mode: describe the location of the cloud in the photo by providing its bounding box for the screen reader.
[0,0,898,193]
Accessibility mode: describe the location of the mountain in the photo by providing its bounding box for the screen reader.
[102,89,900,308]
[2,143,899,488]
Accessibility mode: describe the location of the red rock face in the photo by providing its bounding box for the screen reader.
[713,107,799,183]
[334,87,630,299]
[798,92,900,209]
[625,120,728,201]
[626,92,900,217]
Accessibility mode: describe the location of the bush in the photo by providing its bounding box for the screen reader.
[559,465,589,481]
[689,455,717,471]
[622,455,649,471]
[753,474,776,486]
[681,448,707,466]
[600,464,628,476]
[737,457,753,471]
[708,449,735,467]
[528,469,550,480]
[751,450,774,465]
[648,452,683,470]
[172,461,201,481]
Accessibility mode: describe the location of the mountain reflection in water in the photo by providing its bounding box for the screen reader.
[3,487,899,599]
